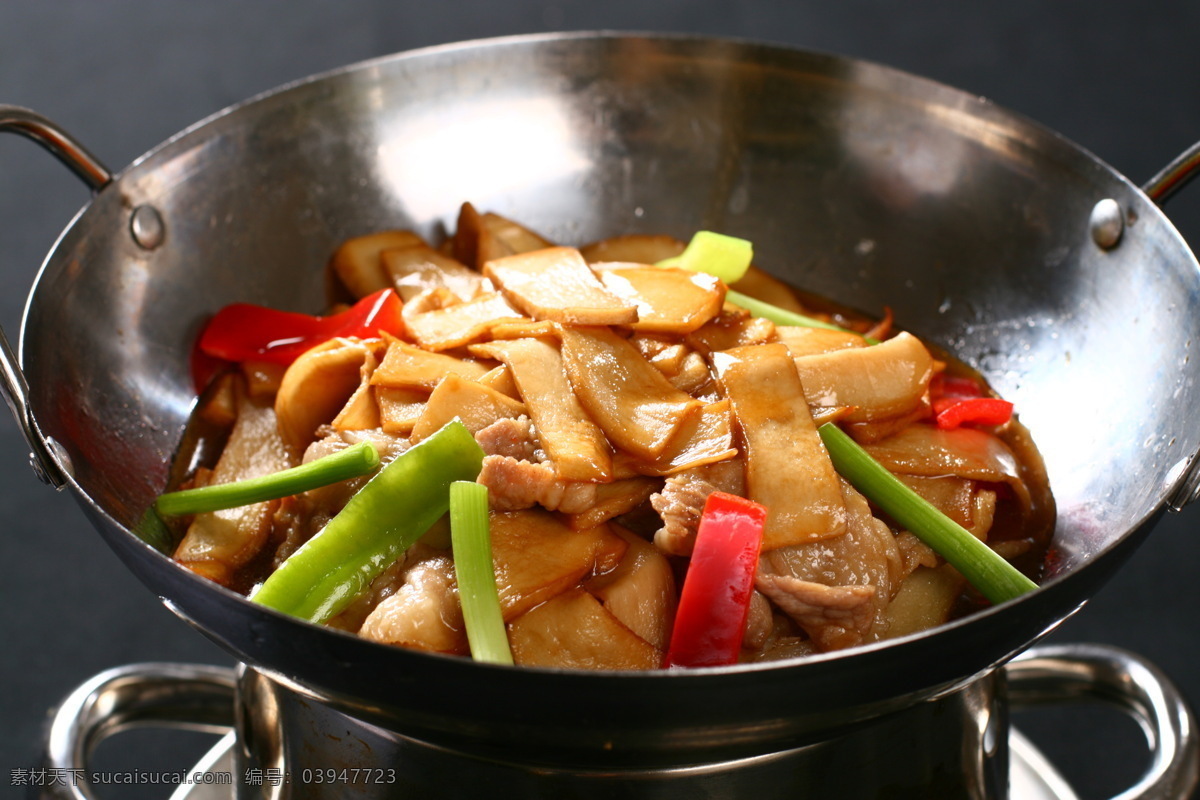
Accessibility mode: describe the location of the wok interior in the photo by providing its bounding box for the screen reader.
[20,34,1200,689]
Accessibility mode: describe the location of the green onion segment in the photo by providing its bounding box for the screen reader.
[661,230,874,343]
[250,420,484,623]
[450,480,513,665]
[817,423,1038,605]
[156,440,381,517]
[657,230,754,283]
[724,289,871,340]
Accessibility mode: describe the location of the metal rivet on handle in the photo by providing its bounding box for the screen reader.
[130,204,165,250]
[28,437,73,486]
[1090,198,1124,250]
[28,452,54,485]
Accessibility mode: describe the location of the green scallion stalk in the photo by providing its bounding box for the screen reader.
[657,230,754,283]
[726,289,877,344]
[657,230,875,343]
[817,423,1037,605]
[134,506,175,554]
[450,480,513,665]
[156,440,381,516]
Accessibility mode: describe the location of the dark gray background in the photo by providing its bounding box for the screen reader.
[2,2,1199,798]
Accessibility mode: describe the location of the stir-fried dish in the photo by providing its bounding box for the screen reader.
[158,202,1055,670]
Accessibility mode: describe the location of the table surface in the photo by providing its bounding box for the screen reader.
[2,3,1199,799]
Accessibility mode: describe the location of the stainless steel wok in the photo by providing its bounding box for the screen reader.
[4,30,1200,784]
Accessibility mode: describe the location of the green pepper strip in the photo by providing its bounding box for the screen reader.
[250,420,485,623]
[450,481,513,665]
[817,422,1037,605]
[156,440,381,517]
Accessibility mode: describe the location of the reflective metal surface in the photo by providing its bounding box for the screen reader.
[42,644,1193,799]
[167,732,1090,800]
[234,666,1010,799]
[162,734,1089,800]
[7,33,1200,769]
[1007,645,1200,800]
[40,663,236,800]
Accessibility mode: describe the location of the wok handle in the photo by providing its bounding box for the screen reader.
[1006,643,1200,800]
[35,662,237,800]
[1143,140,1200,205]
[0,106,111,189]
[0,106,113,489]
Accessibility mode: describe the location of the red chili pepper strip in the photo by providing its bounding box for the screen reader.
[665,491,767,668]
[930,374,984,399]
[197,288,404,366]
[933,397,1014,430]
